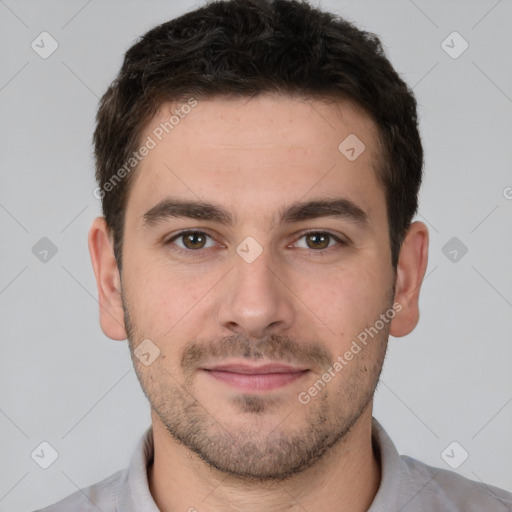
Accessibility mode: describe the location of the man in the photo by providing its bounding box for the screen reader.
[36,0,512,510]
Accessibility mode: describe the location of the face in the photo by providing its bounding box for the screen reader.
[106,95,400,480]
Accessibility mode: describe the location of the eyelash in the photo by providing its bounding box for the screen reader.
[164,230,347,259]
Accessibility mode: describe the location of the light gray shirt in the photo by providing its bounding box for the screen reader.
[35,417,512,511]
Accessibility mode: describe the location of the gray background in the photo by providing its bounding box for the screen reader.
[1,0,511,510]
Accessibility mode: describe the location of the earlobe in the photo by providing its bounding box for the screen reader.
[389,221,429,338]
[88,217,127,341]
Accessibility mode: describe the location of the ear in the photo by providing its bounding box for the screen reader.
[88,217,127,340]
[389,221,429,338]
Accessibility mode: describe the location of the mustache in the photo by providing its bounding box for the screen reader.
[180,333,333,372]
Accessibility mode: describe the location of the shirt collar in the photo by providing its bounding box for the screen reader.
[115,424,160,511]
[115,417,402,511]
[368,416,402,511]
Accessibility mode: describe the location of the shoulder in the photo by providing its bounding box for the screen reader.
[32,468,125,512]
[399,454,512,511]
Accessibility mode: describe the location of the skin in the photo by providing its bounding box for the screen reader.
[88,94,429,512]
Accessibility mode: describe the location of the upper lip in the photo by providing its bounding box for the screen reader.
[202,363,309,374]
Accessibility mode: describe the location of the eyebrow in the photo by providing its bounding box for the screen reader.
[141,196,369,229]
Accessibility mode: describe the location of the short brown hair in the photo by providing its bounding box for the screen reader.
[93,0,423,271]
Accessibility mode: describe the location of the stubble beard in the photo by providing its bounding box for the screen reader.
[123,294,390,482]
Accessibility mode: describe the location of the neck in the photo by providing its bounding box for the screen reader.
[148,405,381,512]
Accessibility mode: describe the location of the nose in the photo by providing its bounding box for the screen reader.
[216,244,295,339]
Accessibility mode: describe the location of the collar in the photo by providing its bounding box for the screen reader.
[115,417,401,511]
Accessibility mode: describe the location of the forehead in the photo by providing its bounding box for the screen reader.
[126,94,384,226]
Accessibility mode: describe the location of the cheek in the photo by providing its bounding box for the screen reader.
[123,258,214,347]
[137,281,200,332]
[310,263,392,339]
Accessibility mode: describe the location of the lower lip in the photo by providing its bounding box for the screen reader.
[204,370,309,392]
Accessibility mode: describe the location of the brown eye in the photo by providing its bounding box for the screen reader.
[166,231,215,253]
[305,232,331,250]
[293,231,347,255]
[181,231,207,249]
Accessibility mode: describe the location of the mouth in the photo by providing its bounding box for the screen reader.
[200,362,310,392]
